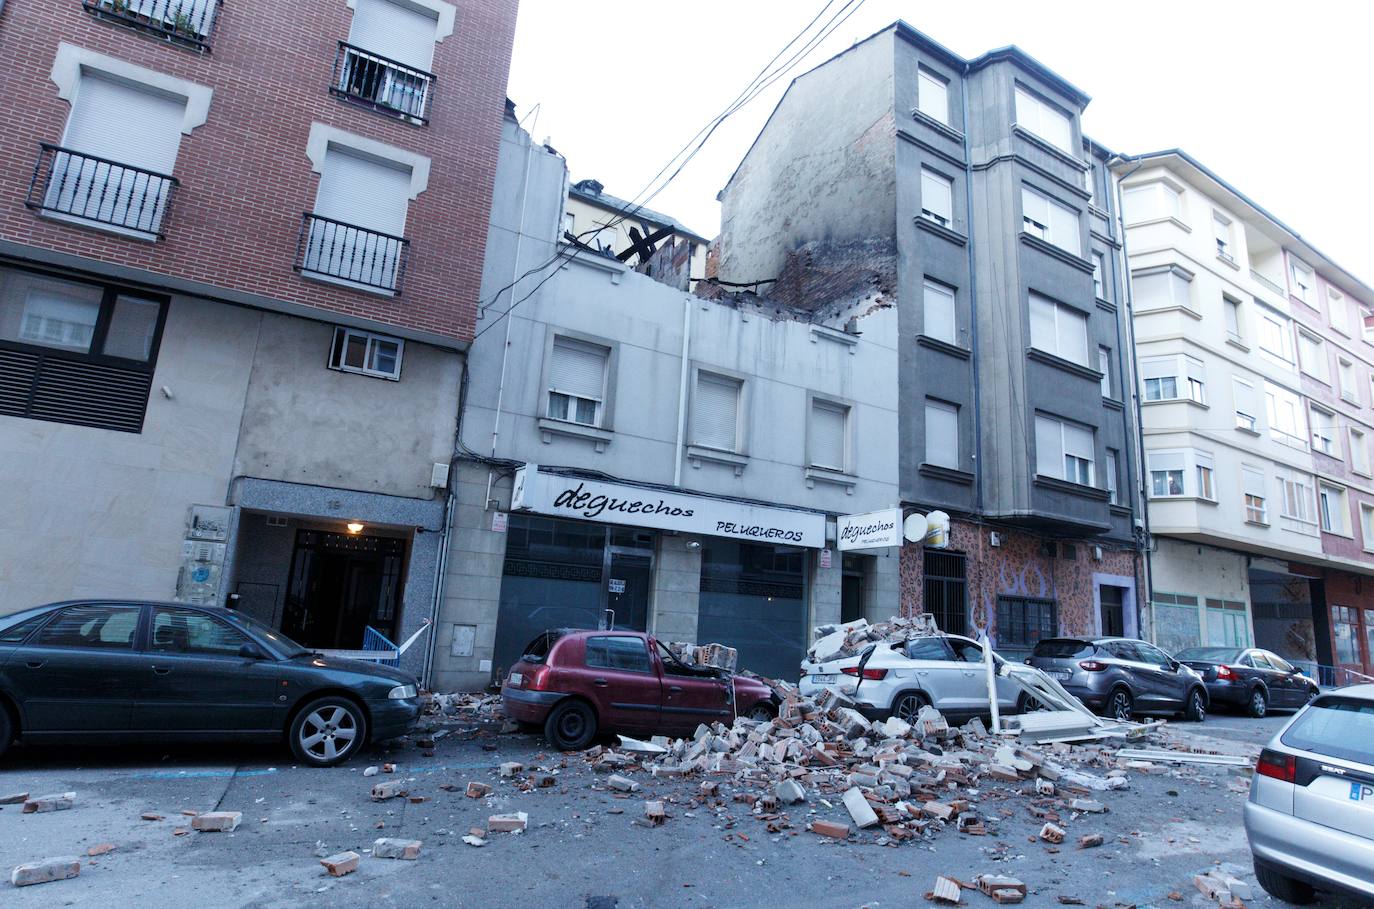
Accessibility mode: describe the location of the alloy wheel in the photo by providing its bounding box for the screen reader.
[895,694,927,722]
[1109,690,1132,720]
[1250,690,1266,717]
[299,705,359,763]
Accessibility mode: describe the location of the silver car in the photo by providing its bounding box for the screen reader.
[1244,683,1374,903]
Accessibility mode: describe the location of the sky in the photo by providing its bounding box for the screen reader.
[508,0,1373,279]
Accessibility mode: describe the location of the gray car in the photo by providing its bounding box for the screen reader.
[1244,684,1374,903]
[1026,637,1208,721]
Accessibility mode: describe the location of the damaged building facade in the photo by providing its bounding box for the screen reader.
[428,111,901,691]
[715,23,1145,659]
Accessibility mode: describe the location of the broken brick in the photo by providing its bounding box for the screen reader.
[1039,822,1065,844]
[1078,833,1104,849]
[372,838,422,860]
[191,811,241,832]
[370,781,406,801]
[809,819,850,839]
[10,857,80,887]
[319,851,360,876]
[465,781,492,799]
[22,792,74,813]
[644,800,666,825]
[85,844,115,857]
[487,811,528,833]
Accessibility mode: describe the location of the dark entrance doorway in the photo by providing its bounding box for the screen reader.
[283,529,406,650]
[1099,585,1125,638]
[923,549,967,636]
[841,553,865,625]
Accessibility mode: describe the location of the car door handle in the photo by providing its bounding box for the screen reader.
[668,685,683,694]
[592,678,608,687]
[917,670,929,676]
[152,666,173,676]
[25,660,45,669]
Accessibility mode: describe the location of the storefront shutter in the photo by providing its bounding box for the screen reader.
[348,0,439,71]
[693,372,739,451]
[810,400,847,470]
[548,337,607,400]
[63,73,185,174]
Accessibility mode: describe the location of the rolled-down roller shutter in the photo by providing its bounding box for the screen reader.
[348,0,439,71]
[693,372,740,452]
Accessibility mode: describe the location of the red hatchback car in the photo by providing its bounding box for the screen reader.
[501,629,778,750]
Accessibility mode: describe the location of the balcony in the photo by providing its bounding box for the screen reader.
[331,42,434,125]
[25,144,178,240]
[82,0,221,52]
[295,213,409,294]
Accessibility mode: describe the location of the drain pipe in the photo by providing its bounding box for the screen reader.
[672,293,693,487]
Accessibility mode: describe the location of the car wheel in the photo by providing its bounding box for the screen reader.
[745,702,776,722]
[1107,687,1133,721]
[1246,687,1268,719]
[1183,688,1207,722]
[544,699,597,751]
[1254,859,1315,904]
[289,697,367,767]
[1016,693,1047,714]
[892,692,930,723]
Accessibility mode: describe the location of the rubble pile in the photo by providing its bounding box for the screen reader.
[808,615,939,663]
[585,682,1150,849]
[663,641,739,673]
[424,692,503,721]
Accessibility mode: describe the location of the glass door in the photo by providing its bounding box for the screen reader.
[605,550,651,632]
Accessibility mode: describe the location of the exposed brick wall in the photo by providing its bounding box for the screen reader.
[0,0,518,343]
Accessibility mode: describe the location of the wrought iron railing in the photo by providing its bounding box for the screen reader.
[1299,662,1374,689]
[83,0,221,51]
[295,213,410,293]
[331,42,434,124]
[25,144,178,238]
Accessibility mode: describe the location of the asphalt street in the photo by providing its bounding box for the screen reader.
[0,709,1368,909]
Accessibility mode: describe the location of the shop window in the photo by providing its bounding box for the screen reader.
[996,596,1056,650]
[1205,599,1250,648]
[328,326,403,380]
[1151,592,1201,654]
[1333,605,1360,665]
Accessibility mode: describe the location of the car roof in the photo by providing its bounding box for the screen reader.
[1336,684,1374,699]
[39,599,221,610]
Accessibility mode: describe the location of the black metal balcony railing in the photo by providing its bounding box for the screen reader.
[25,144,178,238]
[295,213,410,294]
[331,42,434,124]
[83,0,221,52]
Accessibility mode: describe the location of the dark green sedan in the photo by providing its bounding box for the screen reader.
[0,600,420,766]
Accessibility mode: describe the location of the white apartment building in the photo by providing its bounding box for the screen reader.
[1116,150,1374,683]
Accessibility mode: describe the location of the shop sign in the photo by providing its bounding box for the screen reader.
[836,508,903,551]
[512,466,826,548]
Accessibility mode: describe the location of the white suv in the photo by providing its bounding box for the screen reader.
[799,634,1023,723]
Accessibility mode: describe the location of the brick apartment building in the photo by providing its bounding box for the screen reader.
[0,0,517,676]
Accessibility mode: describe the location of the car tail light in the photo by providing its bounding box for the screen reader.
[1256,748,1296,783]
[524,666,550,691]
[841,667,888,681]
[1078,660,1107,671]
[1216,664,1237,681]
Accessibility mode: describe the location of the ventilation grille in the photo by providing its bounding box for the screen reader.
[0,347,152,433]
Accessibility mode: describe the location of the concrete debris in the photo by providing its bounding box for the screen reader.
[466,781,492,798]
[499,761,524,777]
[842,787,879,828]
[1078,833,1104,849]
[616,736,668,754]
[371,781,406,801]
[487,812,528,833]
[976,875,1027,904]
[926,875,963,904]
[1070,799,1106,813]
[319,851,360,876]
[191,811,241,832]
[644,801,666,825]
[22,792,75,813]
[0,792,29,805]
[461,835,486,847]
[809,614,940,663]
[607,774,641,793]
[1039,822,1065,844]
[10,856,80,887]
[663,641,738,673]
[775,780,806,804]
[372,838,422,860]
[425,691,502,720]
[363,766,379,777]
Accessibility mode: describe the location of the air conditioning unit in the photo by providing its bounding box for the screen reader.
[430,462,450,488]
[989,532,1001,547]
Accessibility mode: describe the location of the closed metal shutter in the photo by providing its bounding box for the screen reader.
[692,372,739,451]
[809,400,846,470]
[348,0,439,71]
[0,348,152,433]
[314,146,411,236]
[63,73,185,174]
[548,337,607,400]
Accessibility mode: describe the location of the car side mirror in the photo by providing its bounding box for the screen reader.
[1288,667,1301,675]
[239,642,268,660]
[1169,660,1180,671]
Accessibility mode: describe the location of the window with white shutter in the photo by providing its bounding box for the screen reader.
[1232,377,1258,432]
[1132,268,1193,312]
[1035,414,1094,486]
[917,69,949,125]
[1013,86,1072,152]
[1148,450,1187,498]
[302,145,413,292]
[922,279,956,344]
[924,399,958,469]
[339,0,441,122]
[1028,293,1088,365]
[809,399,849,472]
[1021,187,1080,255]
[547,337,608,427]
[692,372,741,452]
[1242,466,1267,523]
[920,169,953,227]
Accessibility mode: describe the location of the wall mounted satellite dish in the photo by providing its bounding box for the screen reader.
[902,513,928,543]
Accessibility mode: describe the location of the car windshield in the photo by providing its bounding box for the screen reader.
[1280,696,1374,766]
[1032,639,1094,658]
[221,610,308,657]
[1175,647,1240,662]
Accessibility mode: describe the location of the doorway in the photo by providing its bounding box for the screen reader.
[841,553,865,625]
[282,529,406,650]
[1099,585,1125,638]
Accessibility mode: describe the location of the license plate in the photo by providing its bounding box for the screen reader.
[1353,782,1374,803]
[812,674,838,685]
[1048,669,1072,680]
[508,672,523,686]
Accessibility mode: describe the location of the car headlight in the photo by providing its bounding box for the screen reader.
[388,684,418,700]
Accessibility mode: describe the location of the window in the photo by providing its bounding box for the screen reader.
[1083,165,1096,207]
[42,70,191,237]
[1362,504,1374,549]
[920,168,953,227]
[0,614,49,644]
[922,279,957,344]
[1264,382,1306,447]
[1196,453,1216,501]
[1021,187,1080,255]
[916,68,949,125]
[1141,355,1204,403]
[151,607,250,656]
[1213,211,1234,262]
[1013,86,1072,152]
[692,371,742,452]
[1132,267,1193,312]
[997,596,1057,649]
[1035,414,1094,485]
[0,266,166,433]
[1224,296,1242,341]
[86,0,221,48]
[339,0,442,122]
[1352,428,1370,475]
[1233,378,1259,432]
[1243,467,1267,524]
[1149,451,1186,497]
[1028,293,1088,365]
[1092,251,1105,299]
[1289,256,1315,305]
[1152,592,1202,654]
[1279,470,1317,525]
[1105,449,1119,505]
[1339,358,1358,404]
[585,636,651,673]
[1257,307,1295,365]
[924,399,959,469]
[809,398,849,472]
[303,143,415,292]
[905,637,955,661]
[1319,484,1347,534]
[1332,607,1361,666]
[1297,330,1327,381]
[563,211,575,236]
[32,604,140,650]
[328,327,403,380]
[923,550,968,637]
[1329,287,1349,335]
[547,336,609,427]
[1098,346,1112,397]
[1311,406,1337,456]
[1122,181,1183,224]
